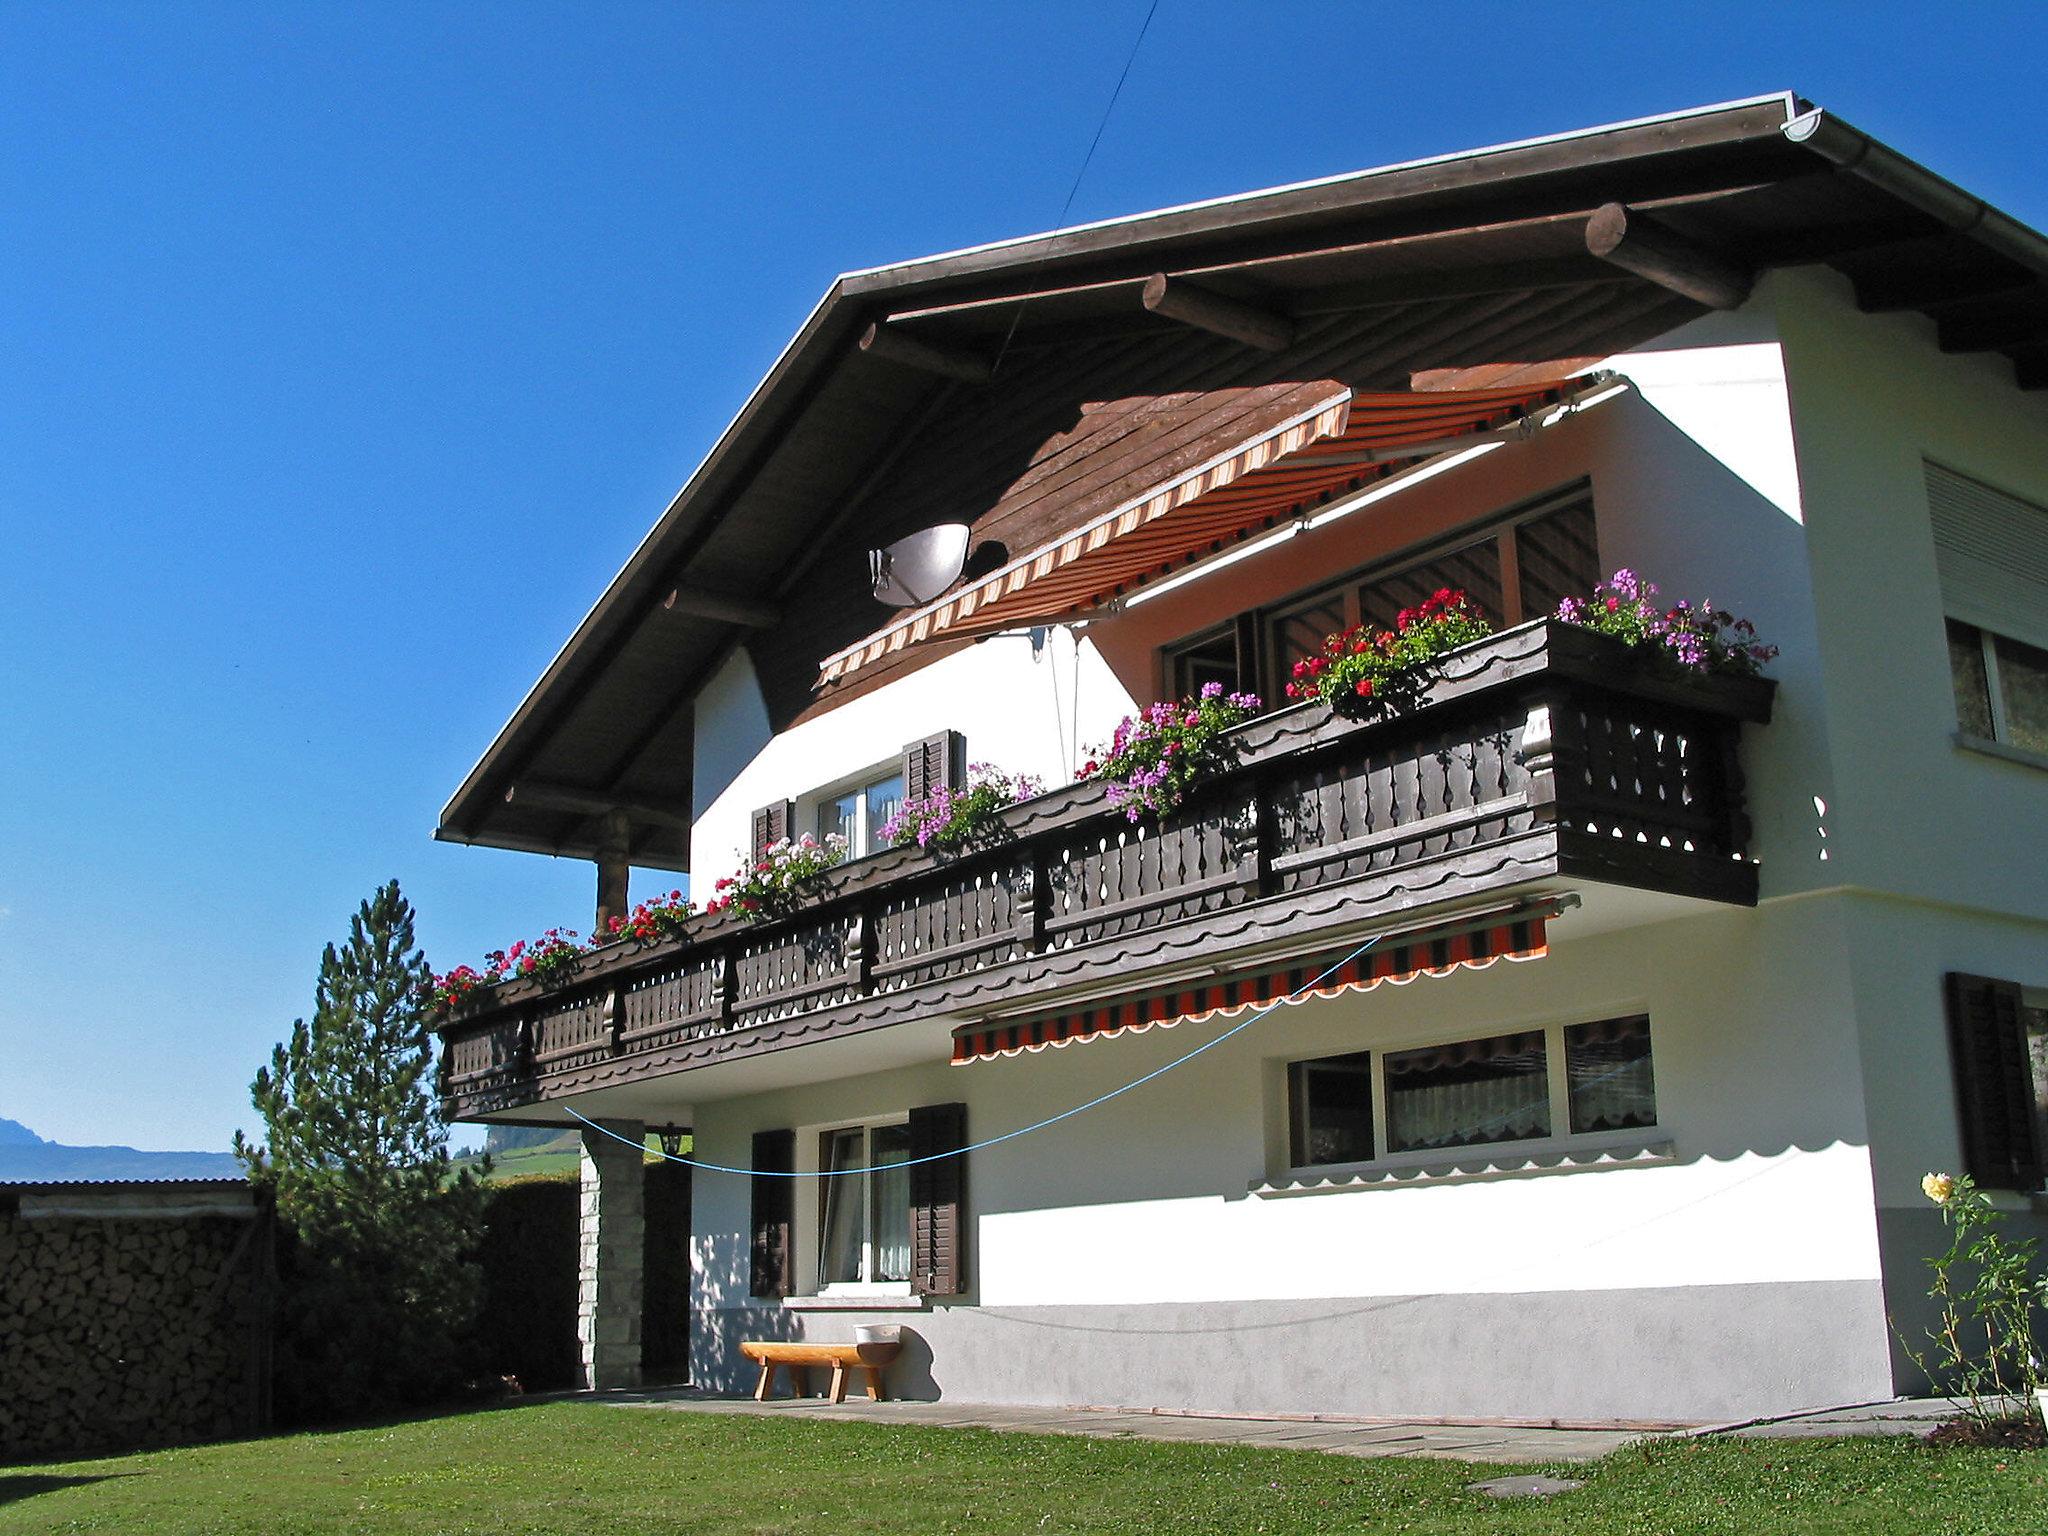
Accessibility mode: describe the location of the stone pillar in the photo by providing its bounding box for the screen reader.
[577,1118,645,1391]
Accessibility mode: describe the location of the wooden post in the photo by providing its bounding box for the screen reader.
[596,809,631,937]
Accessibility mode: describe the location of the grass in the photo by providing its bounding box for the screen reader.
[3,1402,2043,1535]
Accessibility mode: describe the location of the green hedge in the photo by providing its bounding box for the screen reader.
[471,1161,692,1391]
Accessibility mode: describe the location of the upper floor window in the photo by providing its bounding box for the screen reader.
[1948,621,2048,755]
[816,768,905,858]
[1927,462,2048,762]
[1166,484,1599,706]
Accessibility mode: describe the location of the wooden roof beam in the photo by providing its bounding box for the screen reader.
[662,584,781,628]
[858,321,993,382]
[503,781,694,833]
[1141,274,1296,352]
[1585,202,1753,311]
[1938,312,2048,355]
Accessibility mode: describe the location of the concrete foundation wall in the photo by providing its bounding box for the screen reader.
[695,1278,1892,1424]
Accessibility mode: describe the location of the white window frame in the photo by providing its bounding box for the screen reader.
[1274,1011,1658,1181]
[794,1113,914,1300]
[801,762,907,860]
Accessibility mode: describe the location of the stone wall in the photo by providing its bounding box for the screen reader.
[0,1186,268,1462]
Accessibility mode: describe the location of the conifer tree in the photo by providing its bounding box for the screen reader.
[236,880,488,1417]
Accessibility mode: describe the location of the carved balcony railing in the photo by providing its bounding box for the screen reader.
[438,620,1774,1117]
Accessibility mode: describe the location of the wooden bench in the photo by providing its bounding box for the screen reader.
[741,1340,903,1405]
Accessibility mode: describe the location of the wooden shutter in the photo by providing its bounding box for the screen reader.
[750,800,794,859]
[749,1128,795,1298]
[1944,972,2045,1191]
[908,1101,968,1296]
[902,732,964,803]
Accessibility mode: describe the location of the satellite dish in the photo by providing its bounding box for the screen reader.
[870,523,970,607]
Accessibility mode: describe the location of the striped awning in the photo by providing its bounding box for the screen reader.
[950,910,1552,1065]
[818,377,1597,688]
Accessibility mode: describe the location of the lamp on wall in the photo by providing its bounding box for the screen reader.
[651,1124,690,1159]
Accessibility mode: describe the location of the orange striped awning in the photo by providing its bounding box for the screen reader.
[819,377,1600,687]
[950,912,1551,1065]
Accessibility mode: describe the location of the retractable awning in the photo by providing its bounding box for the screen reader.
[818,376,1608,688]
[949,900,1562,1065]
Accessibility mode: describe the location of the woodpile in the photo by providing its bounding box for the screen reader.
[0,1209,262,1461]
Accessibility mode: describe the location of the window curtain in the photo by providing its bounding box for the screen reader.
[1384,1030,1550,1152]
[818,1129,865,1286]
[1565,1016,1657,1133]
[870,1125,912,1284]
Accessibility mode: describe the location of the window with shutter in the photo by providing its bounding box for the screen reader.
[749,1128,796,1298]
[750,800,794,859]
[908,1101,968,1296]
[1944,972,2046,1191]
[901,731,964,804]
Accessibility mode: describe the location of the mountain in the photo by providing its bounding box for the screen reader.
[0,1118,242,1182]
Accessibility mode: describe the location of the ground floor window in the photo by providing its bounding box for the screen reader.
[1285,1014,1657,1170]
[817,1122,911,1288]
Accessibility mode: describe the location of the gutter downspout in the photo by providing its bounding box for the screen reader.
[1782,107,2048,277]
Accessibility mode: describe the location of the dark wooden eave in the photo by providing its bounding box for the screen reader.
[436,93,2048,872]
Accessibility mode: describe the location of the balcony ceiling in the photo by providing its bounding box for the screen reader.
[437,93,2048,874]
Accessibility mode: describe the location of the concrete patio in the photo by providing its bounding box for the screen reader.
[603,1387,1964,1465]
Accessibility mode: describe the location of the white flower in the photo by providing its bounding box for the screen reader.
[1922,1172,1957,1205]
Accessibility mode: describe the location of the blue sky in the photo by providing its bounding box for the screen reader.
[6,3,2047,1152]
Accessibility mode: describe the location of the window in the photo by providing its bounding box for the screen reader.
[817,1121,911,1289]
[815,769,905,857]
[1948,620,2048,755]
[1287,1051,1375,1167]
[1167,622,1245,699]
[1385,1030,1551,1154]
[1565,1016,1657,1133]
[1161,485,1598,707]
[1282,1014,1658,1170]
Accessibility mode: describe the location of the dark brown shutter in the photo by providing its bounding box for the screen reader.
[908,1101,968,1296]
[750,800,794,860]
[1944,972,2044,1191]
[902,732,964,803]
[749,1128,795,1298]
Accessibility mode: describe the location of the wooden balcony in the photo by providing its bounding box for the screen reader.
[437,620,1774,1119]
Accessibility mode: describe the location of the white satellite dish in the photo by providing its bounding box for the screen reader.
[870,523,971,607]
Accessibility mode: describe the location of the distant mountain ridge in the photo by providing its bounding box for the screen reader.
[0,1117,242,1182]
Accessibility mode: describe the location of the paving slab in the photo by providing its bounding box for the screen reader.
[607,1388,1654,1463]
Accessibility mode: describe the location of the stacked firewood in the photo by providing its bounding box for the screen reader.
[0,1211,259,1461]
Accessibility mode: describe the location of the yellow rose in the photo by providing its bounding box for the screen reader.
[1921,1172,1957,1205]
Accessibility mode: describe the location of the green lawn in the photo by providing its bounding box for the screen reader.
[2,1401,2039,1536]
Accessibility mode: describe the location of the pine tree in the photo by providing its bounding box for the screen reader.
[236,880,489,1418]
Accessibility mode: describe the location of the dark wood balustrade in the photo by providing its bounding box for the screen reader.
[439,621,1774,1118]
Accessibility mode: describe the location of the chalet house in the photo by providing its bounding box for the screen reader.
[434,94,2048,1423]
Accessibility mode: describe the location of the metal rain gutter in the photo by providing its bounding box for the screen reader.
[1782,107,2048,277]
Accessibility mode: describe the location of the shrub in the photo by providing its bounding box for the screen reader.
[1911,1171,2046,1433]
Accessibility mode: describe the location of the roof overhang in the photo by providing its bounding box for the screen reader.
[436,92,2048,872]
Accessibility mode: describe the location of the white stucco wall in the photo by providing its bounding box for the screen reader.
[690,627,1134,882]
